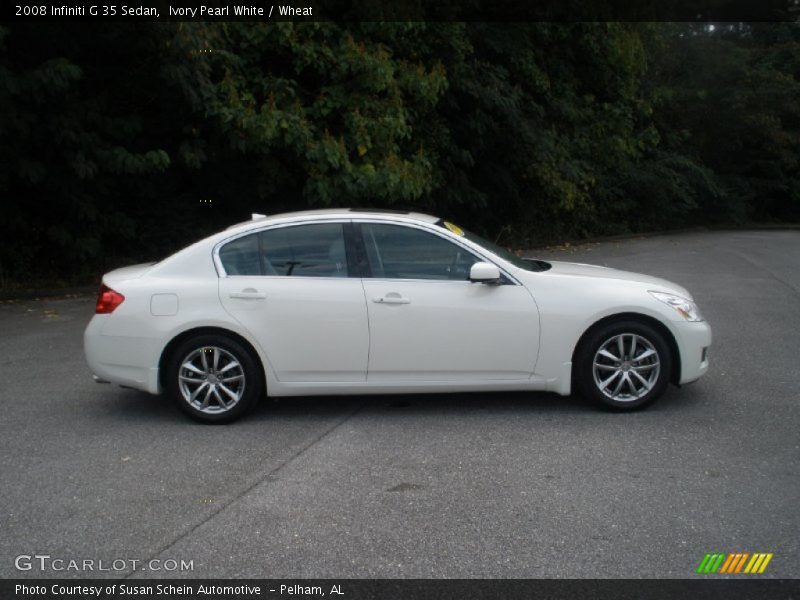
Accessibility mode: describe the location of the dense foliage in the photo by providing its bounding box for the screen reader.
[0,22,797,287]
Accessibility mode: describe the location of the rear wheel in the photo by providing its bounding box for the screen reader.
[166,334,262,423]
[575,321,672,410]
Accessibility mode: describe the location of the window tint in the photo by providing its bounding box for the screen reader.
[261,223,348,277]
[219,233,261,276]
[362,223,480,280]
[219,223,349,278]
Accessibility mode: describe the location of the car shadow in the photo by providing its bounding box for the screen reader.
[263,390,590,419]
[93,383,706,425]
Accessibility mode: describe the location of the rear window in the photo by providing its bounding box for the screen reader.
[219,223,349,278]
[218,233,261,276]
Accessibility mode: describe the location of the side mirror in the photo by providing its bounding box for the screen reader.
[469,262,501,284]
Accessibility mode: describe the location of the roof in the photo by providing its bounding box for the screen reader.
[225,208,440,232]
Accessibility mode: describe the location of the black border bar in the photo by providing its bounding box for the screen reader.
[4,0,799,22]
[3,579,800,600]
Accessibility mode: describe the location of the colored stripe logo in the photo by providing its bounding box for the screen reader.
[697,552,773,574]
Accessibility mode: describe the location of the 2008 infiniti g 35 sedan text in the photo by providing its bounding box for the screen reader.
[84,209,711,422]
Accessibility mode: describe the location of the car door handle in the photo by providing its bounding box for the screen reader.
[229,290,266,300]
[373,294,410,305]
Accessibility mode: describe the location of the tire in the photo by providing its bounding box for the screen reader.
[166,334,263,423]
[574,320,673,411]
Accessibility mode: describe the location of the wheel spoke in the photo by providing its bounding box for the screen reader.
[212,386,227,408]
[218,383,239,401]
[190,381,208,403]
[200,385,214,408]
[630,335,637,358]
[219,361,239,373]
[631,369,652,390]
[611,373,626,396]
[182,362,204,375]
[617,336,625,359]
[221,374,244,383]
[594,362,617,370]
[598,349,619,361]
[633,363,657,371]
[599,370,621,390]
[200,349,209,371]
[624,372,638,396]
[634,348,656,362]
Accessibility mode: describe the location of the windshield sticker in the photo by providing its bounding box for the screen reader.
[444,221,465,236]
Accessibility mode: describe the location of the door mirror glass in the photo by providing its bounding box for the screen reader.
[469,262,501,284]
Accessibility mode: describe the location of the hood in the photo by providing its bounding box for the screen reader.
[102,262,156,285]
[545,260,693,299]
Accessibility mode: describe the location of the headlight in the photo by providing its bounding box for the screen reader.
[649,291,703,322]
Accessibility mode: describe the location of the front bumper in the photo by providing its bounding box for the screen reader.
[673,319,712,384]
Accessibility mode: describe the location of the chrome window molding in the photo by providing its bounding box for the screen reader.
[212,217,522,285]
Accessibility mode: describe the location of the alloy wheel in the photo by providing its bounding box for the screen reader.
[178,346,246,414]
[592,333,661,402]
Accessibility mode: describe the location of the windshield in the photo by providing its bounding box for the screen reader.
[436,220,551,272]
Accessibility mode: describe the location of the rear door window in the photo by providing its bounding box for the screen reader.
[219,223,349,278]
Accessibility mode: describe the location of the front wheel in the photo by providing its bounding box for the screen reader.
[166,334,262,423]
[575,321,672,410]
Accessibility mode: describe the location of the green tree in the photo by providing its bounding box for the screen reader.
[0,21,797,288]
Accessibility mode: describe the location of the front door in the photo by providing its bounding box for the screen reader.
[358,222,539,382]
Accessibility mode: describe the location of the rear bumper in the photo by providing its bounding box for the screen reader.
[84,316,162,394]
[674,320,712,384]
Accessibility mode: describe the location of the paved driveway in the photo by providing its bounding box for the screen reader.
[0,230,797,578]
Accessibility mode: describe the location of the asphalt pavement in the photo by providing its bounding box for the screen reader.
[0,230,798,579]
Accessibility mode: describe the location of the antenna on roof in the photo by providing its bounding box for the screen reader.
[251,213,267,220]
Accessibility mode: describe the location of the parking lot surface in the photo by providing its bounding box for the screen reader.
[1,230,798,578]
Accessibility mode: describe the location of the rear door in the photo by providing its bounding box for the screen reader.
[217,221,369,383]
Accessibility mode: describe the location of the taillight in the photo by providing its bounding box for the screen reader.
[95,284,125,314]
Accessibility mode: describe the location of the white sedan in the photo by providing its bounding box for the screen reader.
[84,209,711,422]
